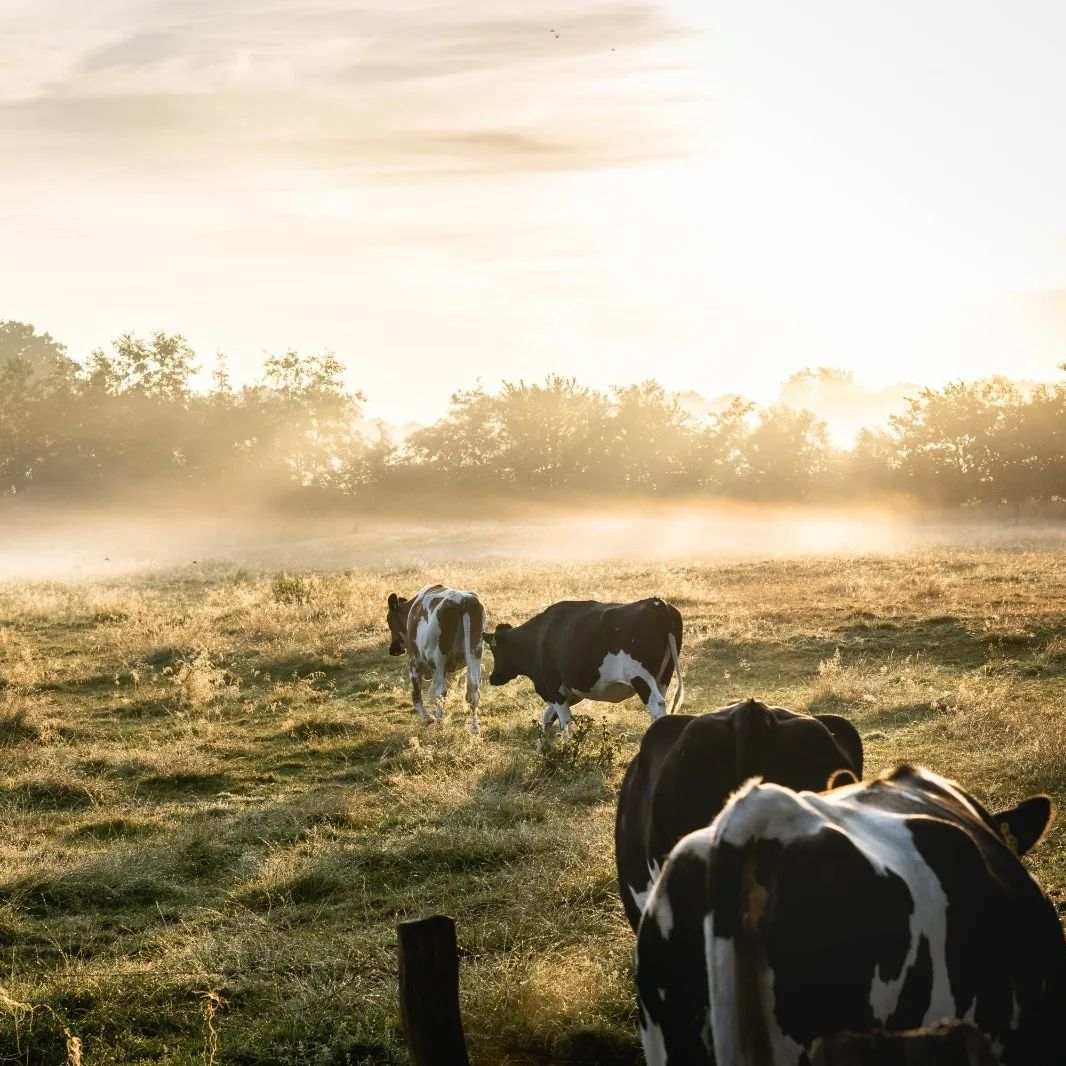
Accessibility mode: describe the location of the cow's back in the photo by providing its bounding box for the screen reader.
[535,597,681,689]
[407,585,485,669]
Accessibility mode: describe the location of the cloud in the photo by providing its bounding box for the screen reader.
[0,1,696,184]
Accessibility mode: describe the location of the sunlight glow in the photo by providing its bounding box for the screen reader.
[1,0,1064,425]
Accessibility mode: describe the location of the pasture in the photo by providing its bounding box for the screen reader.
[0,543,1064,1064]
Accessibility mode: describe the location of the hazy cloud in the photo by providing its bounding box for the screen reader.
[1,1,692,179]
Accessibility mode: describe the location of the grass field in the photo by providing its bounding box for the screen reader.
[0,544,1064,1064]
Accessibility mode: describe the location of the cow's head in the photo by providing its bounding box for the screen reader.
[484,623,519,685]
[386,593,409,656]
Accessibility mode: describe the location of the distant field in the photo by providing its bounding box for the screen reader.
[0,547,1064,1064]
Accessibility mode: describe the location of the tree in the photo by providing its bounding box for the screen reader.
[691,397,755,493]
[88,331,198,402]
[741,405,833,501]
[259,349,366,488]
[0,321,77,382]
[406,386,502,487]
[0,322,82,494]
[609,381,694,493]
[888,379,1021,507]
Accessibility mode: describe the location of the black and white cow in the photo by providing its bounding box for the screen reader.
[386,585,486,735]
[615,698,863,932]
[636,764,1065,1066]
[485,597,683,741]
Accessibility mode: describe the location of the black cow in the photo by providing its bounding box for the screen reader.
[636,764,1065,1066]
[615,698,863,932]
[485,598,683,740]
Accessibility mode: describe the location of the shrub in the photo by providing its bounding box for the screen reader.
[271,573,319,606]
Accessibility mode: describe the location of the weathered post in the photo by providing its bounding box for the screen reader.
[397,914,470,1066]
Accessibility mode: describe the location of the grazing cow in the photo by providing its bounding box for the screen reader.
[615,698,863,932]
[386,585,486,735]
[485,597,683,741]
[636,764,1065,1066]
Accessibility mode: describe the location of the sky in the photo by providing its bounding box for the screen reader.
[3,0,1066,424]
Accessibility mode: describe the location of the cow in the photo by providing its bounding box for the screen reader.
[635,764,1065,1066]
[386,585,486,735]
[615,698,863,932]
[484,597,683,742]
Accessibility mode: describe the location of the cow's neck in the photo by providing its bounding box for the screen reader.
[511,623,543,679]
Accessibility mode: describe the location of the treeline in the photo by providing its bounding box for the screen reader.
[2,321,1063,512]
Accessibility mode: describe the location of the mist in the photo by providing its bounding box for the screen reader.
[6,498,1065,584]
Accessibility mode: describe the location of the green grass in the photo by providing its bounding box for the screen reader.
[0,548,1064,1063]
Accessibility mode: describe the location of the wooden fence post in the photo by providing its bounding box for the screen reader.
[397,915,470,1066]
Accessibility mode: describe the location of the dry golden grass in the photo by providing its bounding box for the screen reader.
[0,545,1062,1063]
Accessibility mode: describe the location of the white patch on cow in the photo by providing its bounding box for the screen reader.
[637,972,670,1066]
[413,610,436,674]
[629,858,661,914]
[635,911,672,1066]
[638,1017,668,1066]
[570,650,668,718]
[653,891,674,940]
[866,831,952,1025]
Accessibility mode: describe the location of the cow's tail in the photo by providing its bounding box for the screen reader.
[707,788,779,1066]
[462,610,480,694]
[462,606,484,736]
[733,698,774,784]
[667,631,684,714]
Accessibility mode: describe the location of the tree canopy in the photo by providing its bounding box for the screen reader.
[1,320,1063,513]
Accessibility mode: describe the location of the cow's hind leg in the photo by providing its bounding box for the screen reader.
[465,675,481,737]
[541,700,575,745]
[410,662,427,723]
[463,618,482,737]
[431,654,447,725]
[540,702,561,746]
[556,701,574,741]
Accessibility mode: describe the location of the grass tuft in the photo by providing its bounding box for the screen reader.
[0,692,51,746]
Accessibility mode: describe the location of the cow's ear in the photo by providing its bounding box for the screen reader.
[827,768,858,790]
[813,713,864,777]
[994,795,1053,857]
[388,593,399,610]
